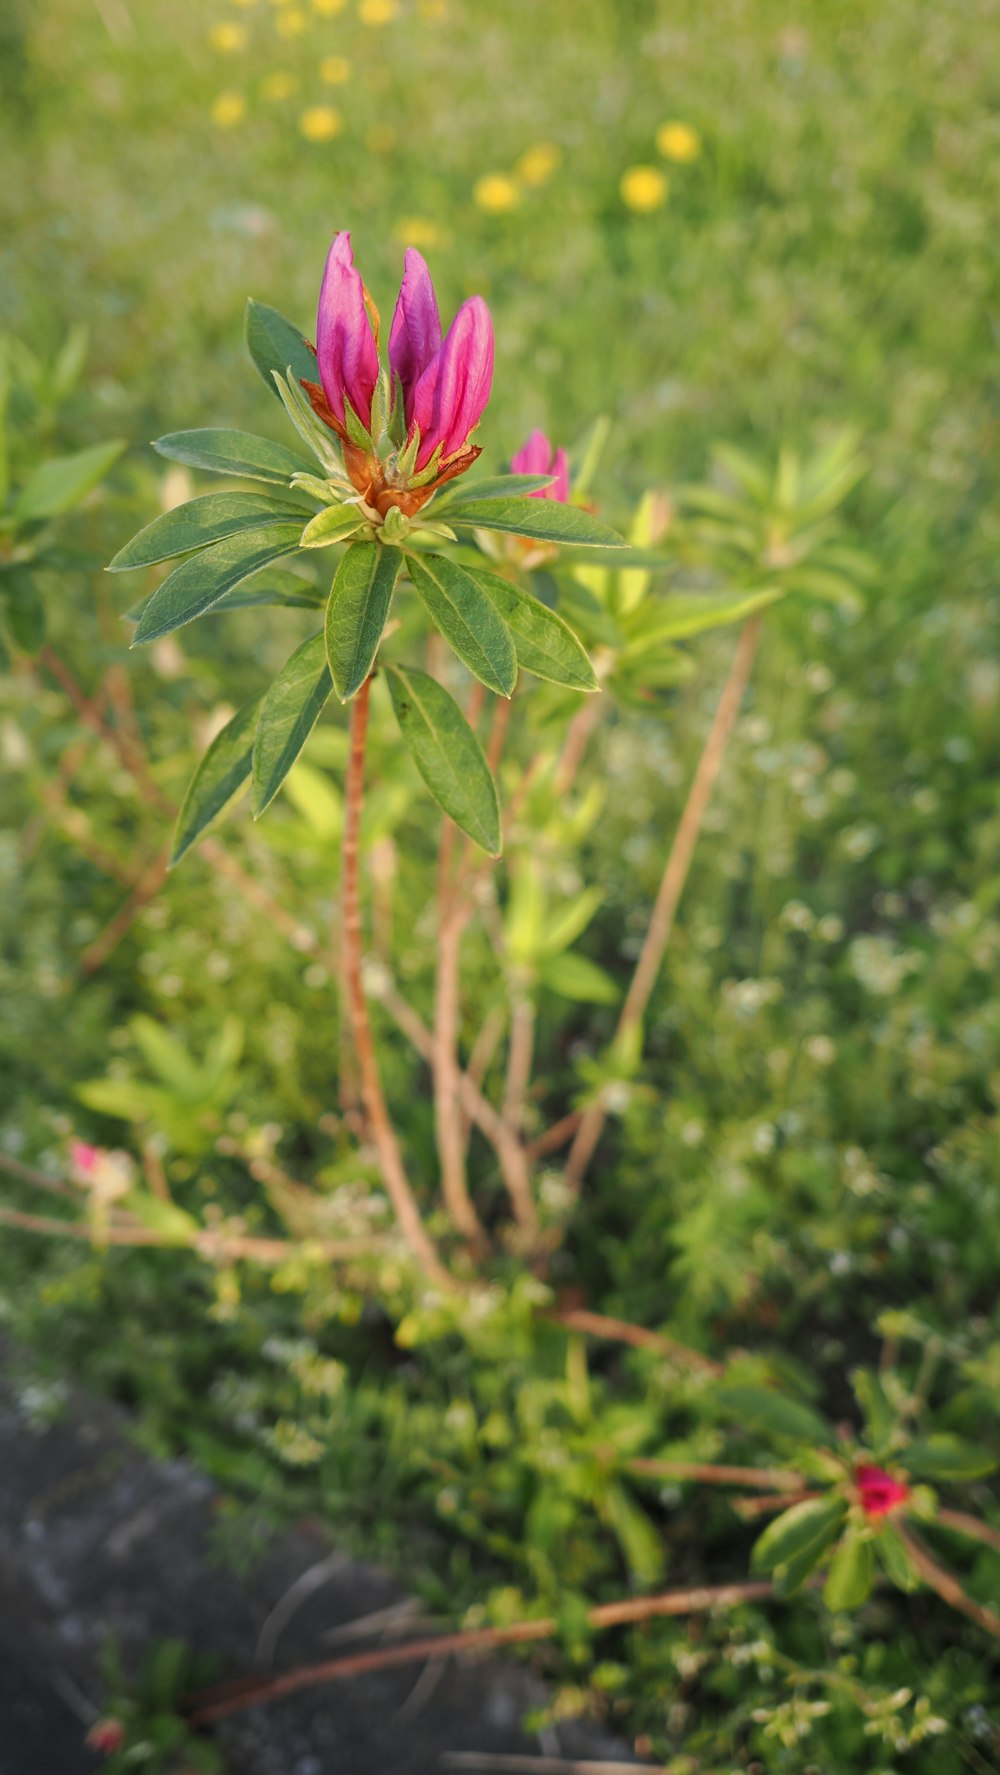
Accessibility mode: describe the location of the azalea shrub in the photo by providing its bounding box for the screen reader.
[3,0,1000,1767]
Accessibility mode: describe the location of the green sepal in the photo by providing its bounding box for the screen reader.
[385,664,501,856]
[273,373,344,475]
[299,503,369,549]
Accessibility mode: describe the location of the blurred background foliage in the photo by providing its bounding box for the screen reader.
[2,0,1000,1768]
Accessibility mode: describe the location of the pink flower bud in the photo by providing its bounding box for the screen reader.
[69,1141,101,1175]
[86,1717,127,1756]
[316,231,380,433]
[510,428,570,503]
[856,1463,910,1519]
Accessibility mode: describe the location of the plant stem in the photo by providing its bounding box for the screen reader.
[186,1576,776,1722]
[628,1459,803,1490]
[434,820,489,1257]
[546,1306,721,1375]
[899,1528,1000,1639]
[341,677,453,1289]
[501,993,535,1133]
[562,614,764,1198]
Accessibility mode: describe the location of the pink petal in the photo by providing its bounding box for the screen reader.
[549,446,571,504]
[316,231,379,431]
[411,295,494,470]
[510,428,553,478]
[388,248,442,422]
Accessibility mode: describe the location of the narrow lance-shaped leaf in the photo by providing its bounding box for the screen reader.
[433,473,556,506]
[823,1527,875,1612]
[300,503,369,549]
[619,587,780,651]
[153,429,312,486]
[324,541,403,702]
[751,1495,848,1578]
[170,696,263,865]
[244,298,318,396]
[15,439,125,521]
[467,565,598,691]
[407,554,517,698]
[132,524,303,646]
[385,664,501,857]
[110,492,309,572]
[900,1436,999,1482]
[252,633,333,816]
[444,495,626,550]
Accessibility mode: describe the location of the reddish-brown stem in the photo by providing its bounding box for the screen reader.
[0,1203,388,1265]
[935,1509,1000,1559]
[552,696,604,798]
[378,982,537,1235]
[460,1004,508,1149]
[341,678,453,1289]
[732,1489,821,1521]
[562,615,763,1198]
[434,827,489,1256]
[525,1112,581,1163]
[501,994,535,1134]
[629,1459,803,1491]
[546,1306,722,1375]
[186,1576,776,1723]
[79,851,169,973]
[899,1528,1000,1639]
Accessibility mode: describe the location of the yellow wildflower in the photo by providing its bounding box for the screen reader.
[260,69,298,99]
[620,165,668,211]
[209,21,247,50]
[312,0,347,11]
[320,54,351,82]
[656,120,701,163]
[275,6,306,31]
[211,91,247,127]
[358,0,397,22]
[473,173,520,214]
[299,104,343,140]
[394,216,444,248]
[514,141,561,187]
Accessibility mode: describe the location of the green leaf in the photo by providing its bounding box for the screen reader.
[385,664,501,856]
[14,439,124,521]
[900,1436,999,1483]
[2,567,45,653]
[538,952,619,1005]
[214,569,325,610]
[252,633,333,816]
[875,1524,919,1592]
[434,473,556,505]
[109,492,307,571]
[601,1482,665,1585]
[245,298,318,396]
[716,1385,832,1444]
[407,554,517,697]
[539,885,604,956]
[132,524,302,645]
[851,1368,896,1452]
[823,1527,875,1611]
[300,503,369,549]
[153,429,312,486]
[325,541,403,701]
[620,588,780,650]
[467,566,598,691]
[751,1495,848,1577]
[170,696,263,864]
[446,496,626,550]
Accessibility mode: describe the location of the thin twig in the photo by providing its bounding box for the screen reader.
[561,615,763,1199]
[186,1576,776,1723]
[460,1003,508,1149]
[443,1758,666,1775]
[552,697,604,798]
[899,1528,1000,1639]
[377,982,537,1235]
[546,1307,722,1376]
[629,1459,803,1491]
[525,1112,580,1163]
[341,678,453,1289]
[0,1203,391,1265]
[935,1509,1000,1559]
[434,816,489,1256]
[0,1152,76,1199]
[502,994,535,1135]
[79,850,169,973]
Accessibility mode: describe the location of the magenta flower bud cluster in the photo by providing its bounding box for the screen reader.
[309,232,494,512]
